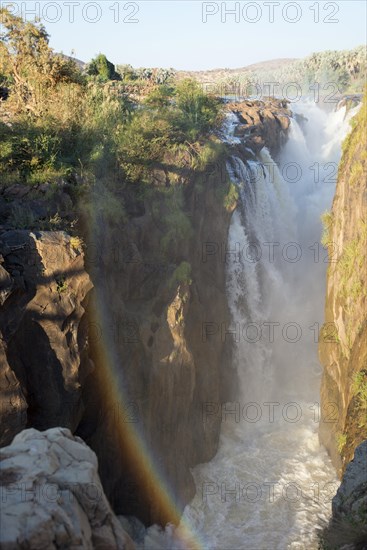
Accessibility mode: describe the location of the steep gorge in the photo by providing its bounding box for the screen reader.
[4,95,365,546]
[0,98,291,529]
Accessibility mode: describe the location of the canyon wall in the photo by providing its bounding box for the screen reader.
[319,95,367,543]
[77,156,235,525]
[0,230,93,446]
[319,95,367,474]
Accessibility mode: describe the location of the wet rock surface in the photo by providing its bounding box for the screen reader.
[226,98,291,158]
[322,440,367,549]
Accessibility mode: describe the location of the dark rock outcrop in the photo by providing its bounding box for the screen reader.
[0,180,75,231]
[226,98,291,157]
[78,159,236,525]
[0,231,93,446]
[0,427,134,549]
[321,440,367,549]
[0,86,9,101]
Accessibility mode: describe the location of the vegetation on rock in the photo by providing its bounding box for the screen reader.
[0,7,225,239]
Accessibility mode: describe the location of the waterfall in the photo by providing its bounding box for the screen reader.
[225,150,297,403]
[139,102,359,549]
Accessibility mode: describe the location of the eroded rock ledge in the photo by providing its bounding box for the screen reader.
[226,98,291,157]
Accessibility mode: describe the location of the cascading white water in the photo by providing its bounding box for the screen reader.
[140,101,359,550]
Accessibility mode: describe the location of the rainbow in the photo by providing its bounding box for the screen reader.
[87,270,206,550]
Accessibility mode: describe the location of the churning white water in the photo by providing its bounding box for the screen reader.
[140,101,359,550]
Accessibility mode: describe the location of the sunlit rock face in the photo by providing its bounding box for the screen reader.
[319,96,367,476]
[0,427,135,549]
[226,98,291,158]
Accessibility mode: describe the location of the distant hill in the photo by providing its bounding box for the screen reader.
[60,48,365,96]
[243,58,298,71]
[59,53,86,71]
[60,55,298,81]
[176,58,298,82]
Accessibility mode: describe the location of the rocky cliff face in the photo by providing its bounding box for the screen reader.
[0,169,235,527]
[0,427,134,549]
[77,100,290,525]
[321,440,367,548]
[226,98,291,157]
[0,100,290,527]
[0,231,93,447]
[319,96,367,475]
[77,157,235,525]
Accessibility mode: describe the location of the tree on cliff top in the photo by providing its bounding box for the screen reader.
[87,54,121,82]
[0,7,81,114]
[172,79,222,141]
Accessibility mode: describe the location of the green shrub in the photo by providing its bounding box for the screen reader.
[8,204,37,229]
[87,53,121,82]
[191,140,226,172]
[223,181,239,212]
[321,210,334,247]
[170,261,192,287]
[352,370,367,410]
[171,79,223,142]
[144,85,174,108]
[336,432,347,453]
[117,109,171,183]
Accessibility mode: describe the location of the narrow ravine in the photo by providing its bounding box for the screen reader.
[140,101,359,549]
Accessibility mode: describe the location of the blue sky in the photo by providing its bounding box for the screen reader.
[4,1,367,69]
